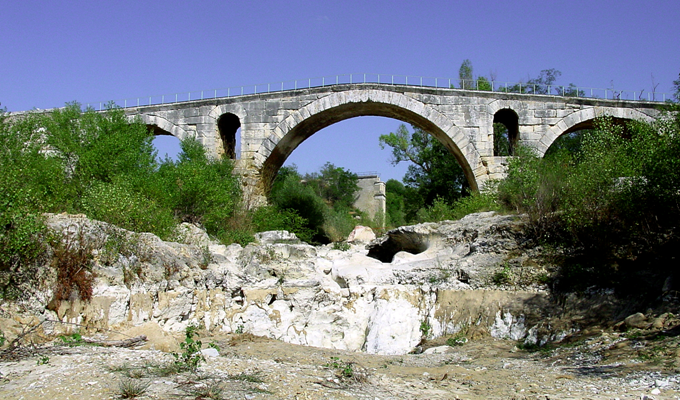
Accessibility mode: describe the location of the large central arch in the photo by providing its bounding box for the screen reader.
[252,89,485,194]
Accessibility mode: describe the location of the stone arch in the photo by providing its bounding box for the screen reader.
[209,105,246,159]
[134,114,190,141]
[493,108,519,156]
[254,89,484,193]
[537,107,656,156]
[217,113,241,159]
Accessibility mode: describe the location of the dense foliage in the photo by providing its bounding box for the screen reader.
[268,163,365,243]
[0,104,246,297]
[379,124,470,225]
[497,109,680,296]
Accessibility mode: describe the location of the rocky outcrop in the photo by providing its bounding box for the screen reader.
[0,212,611,355]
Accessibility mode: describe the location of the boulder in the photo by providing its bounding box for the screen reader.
[624,312,650,329]
[347,225,376,243]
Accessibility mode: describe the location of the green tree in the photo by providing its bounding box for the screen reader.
[384,179,421,227]
[673,72,680,102]
[379,124,469,210]
[40,103,157,205]
[493,123,511,156]
[303,162,359,209]
[156,138,240,236]
[269,165,326,241]
[526,69,561,94]
[459,59,473,89]
[476,76,493,91]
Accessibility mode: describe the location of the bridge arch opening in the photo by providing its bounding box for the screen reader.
[218,113,241,159]
[493,108,519,156]
[260,101,476,197]
[544,116,637,158]
[147,124,182,161]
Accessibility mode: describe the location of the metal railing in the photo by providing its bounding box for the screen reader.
[84,73,671,111]
[356,171,381,178]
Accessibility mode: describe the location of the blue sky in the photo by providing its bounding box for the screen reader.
[2,0,678,182]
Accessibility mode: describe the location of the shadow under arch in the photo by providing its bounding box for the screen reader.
[217,113,241,159]
[493,108,519,156]
[258,100,479,195]
[146,124,173,136]
[134,114,189,141]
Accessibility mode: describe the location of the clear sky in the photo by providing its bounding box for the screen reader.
[2,0,678,182]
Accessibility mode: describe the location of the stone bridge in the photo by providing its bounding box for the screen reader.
[126,83,662,202]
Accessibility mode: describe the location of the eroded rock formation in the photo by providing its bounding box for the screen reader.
[0,212,618,355]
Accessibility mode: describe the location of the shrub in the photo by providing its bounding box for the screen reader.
[251,205,313,243]
[172,324,206,372]
[269,171,326,240]
[156,138,240,236]
[322,205,359,243]
[81,181,175,239]
[415,192,500,223]
[50,227,98,304]
[496,112,680,296]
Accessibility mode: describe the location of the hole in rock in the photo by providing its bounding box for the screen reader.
[366,230,430,263]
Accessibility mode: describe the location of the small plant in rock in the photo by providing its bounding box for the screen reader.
[420,321,432,338]
[446,332,468,347]
[492,264,512,286]
[36,355,49,365]
[332,241,351,251]
[59,332,85,347]
[118,377,150,399]
[140,361,182,377]
[228,372,264,383]
[183,379,224,399]
[199,245,211,269]
[172,324,205,372]
[324,357,368,384]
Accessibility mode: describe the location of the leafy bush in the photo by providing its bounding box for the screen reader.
[172,324,206,372]
[156,138,240,235]
[251,205,313,243]
[269,168,327,241]
[81,181,175,238]
[414,192,500,223]
[497,111,680,296]
[322,205,359,243]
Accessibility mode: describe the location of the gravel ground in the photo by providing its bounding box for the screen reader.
[1,330,679,400]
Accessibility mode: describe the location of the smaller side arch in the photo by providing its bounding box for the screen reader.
[133,114,190,141]
[537,107,656,156]
[493,108,519,156]
[217,113,241,159]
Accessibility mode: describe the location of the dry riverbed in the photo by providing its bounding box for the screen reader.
[1,327,680,400]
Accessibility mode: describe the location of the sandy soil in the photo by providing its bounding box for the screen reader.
[1,328,680,400]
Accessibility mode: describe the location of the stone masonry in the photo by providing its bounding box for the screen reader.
[125,83,661,203]
[353,174,386,226]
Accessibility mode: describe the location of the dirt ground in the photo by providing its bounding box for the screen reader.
[1,327,680,400]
